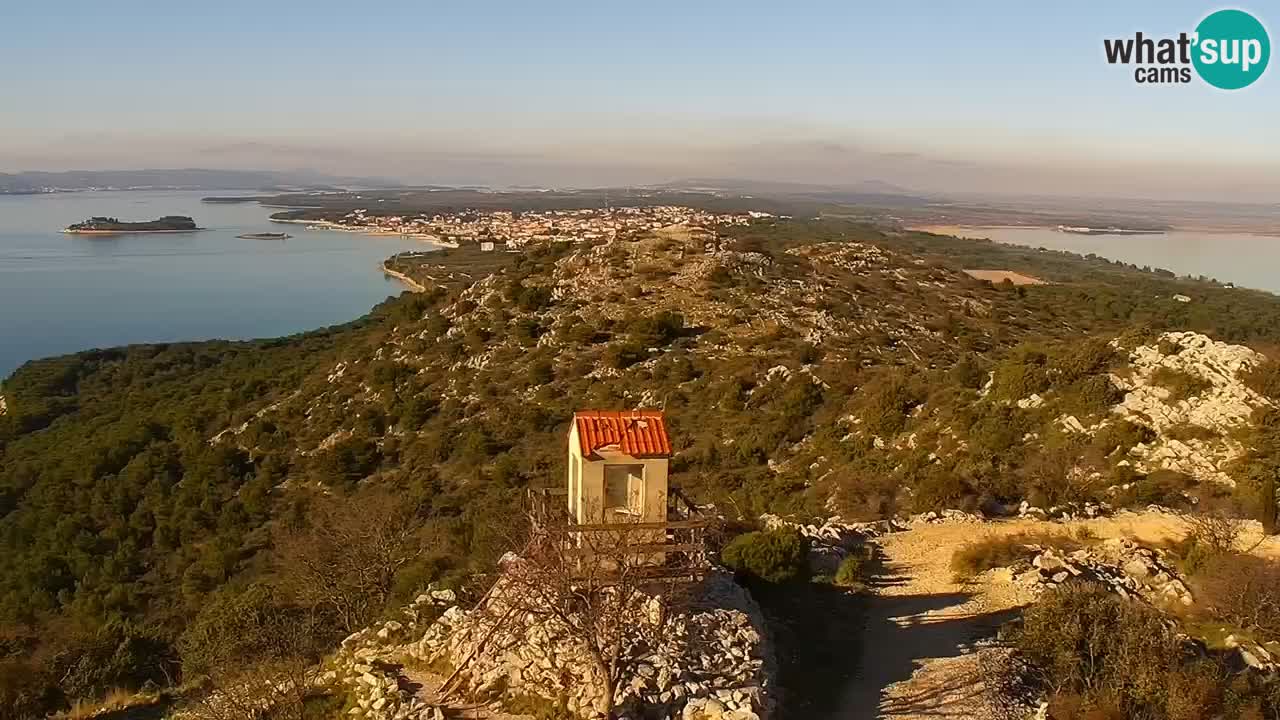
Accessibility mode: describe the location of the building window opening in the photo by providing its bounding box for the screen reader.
[604,464,642,512]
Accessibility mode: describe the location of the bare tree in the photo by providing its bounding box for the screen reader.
[272,488,430,633]
[1194,553,1280,639]
[182,657,317,720]
[178,585,324,720]
[1180,509,1248,555]
[453,507,702,718]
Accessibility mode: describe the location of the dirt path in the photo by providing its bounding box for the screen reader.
[838,521,1022,720]
[839,511,1279,720]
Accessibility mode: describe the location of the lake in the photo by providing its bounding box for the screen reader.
[924,225,1280,296]
[0,191,433,379]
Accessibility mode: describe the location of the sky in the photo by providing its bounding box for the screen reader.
[2,1,1277,200]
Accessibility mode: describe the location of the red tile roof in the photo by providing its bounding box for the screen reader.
[573,410,671,458]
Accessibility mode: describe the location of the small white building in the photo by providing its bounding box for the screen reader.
[566,410,670,525]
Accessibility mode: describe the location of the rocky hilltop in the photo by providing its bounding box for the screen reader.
[5,214,1280,719]
[1108,331,1272,484]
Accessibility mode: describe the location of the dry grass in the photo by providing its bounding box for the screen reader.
[54,688,158,719]
[950,528,1096,579]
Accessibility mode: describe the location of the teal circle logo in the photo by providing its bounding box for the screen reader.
[1192,9,1270,89]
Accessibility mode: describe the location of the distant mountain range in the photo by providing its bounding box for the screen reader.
[653,177,933,207]
[0,168,405,194]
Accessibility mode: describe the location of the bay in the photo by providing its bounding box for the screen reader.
[925,225,1280,295]
[0,190,433,379]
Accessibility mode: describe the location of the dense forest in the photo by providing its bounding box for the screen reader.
[4,218,1280,717]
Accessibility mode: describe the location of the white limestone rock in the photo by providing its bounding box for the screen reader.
[1111,331,1272,485]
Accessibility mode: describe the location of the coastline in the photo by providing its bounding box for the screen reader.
[909,224,1036,237]
[910,222,1280,238]
[273,217,460,247]
[3,189,443,378]
[381,263,427,293]
[911,223,1169,238]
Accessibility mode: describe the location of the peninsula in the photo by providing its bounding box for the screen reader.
[63,215,201,234]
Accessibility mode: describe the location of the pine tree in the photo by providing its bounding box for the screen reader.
[1261,472,1278,535]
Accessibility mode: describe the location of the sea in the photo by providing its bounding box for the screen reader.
[0,190,433,379]
[4,197,1280,381]
[927,225,1280,296]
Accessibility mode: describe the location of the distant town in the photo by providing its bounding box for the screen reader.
[283,205,778,248]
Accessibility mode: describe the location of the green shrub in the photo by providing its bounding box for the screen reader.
[1009,580,1280,718]
[1115,469,1194,509]
[834,547,874,589]
[604,342,645,369]
[856,368,924,436]
[965,405,1029,462]
[990,346,1050,401]
[1150,366,1212,403]
[1259,473,1278,535]
[720,528,809,583]
[626,310,685,347]
[1243,359,1280,401]
[908,466,974,513]
[514,285,553,312]
[57,621,176,706]
[1053,337,1117,383]
[792,341,820,365]
[1057,375,1123,417]
[1092,419,1156,457]
[1167,535,1216,577]
[1012,582,1181,715]
[948,354,986,389]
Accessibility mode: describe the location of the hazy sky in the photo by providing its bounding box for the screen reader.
[2,1,1277,200]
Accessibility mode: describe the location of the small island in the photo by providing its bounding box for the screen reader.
[202,196,262,204]
[63,215,201,234]
[237,232,292,240]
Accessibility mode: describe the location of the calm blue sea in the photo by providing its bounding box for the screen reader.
[0,191,432,379]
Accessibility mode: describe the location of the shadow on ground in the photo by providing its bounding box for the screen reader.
[91,700,173,720]
[748,570,1018,720]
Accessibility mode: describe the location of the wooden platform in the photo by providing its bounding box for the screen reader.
[525,487,714,583]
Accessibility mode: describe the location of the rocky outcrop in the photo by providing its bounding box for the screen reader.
[909,509,987,525]
[1222,634,1280,676]
[1010,538,1193,607]
[760,514,899,573]
[322,589,461,720]
[1111,331,1271,485]
[397,572,773,720]
[1015,500,1112,522]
